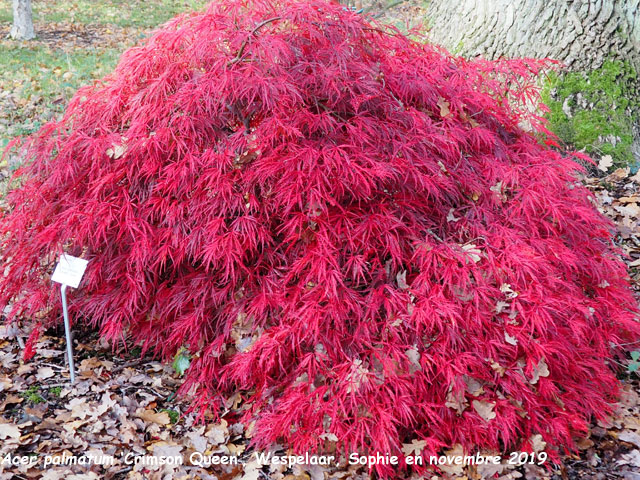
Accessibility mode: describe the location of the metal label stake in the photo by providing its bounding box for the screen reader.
[60,284,76,383]
[51,254,89,384]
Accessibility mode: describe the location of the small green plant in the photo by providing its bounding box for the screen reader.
[629,351,640,373]
[130,346,143,358]
[172,347,190,377]
[160,408,180,423]
[48,386,63,398]
[20,385,45,404]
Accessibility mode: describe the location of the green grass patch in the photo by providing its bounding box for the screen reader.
[542,60,639,169]
[0,43,121,147]
[0,9,10,24]
[48,386,63,398]
[0,0,213,150]
[20,385,45,404]
[0,0,209,28]
[0,44,121,98]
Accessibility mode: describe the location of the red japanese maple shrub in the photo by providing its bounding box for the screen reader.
[1,0,638,467]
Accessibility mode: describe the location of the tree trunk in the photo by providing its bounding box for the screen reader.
[426,0,640,167]
[10,0,35,41]
[426,0,640,71]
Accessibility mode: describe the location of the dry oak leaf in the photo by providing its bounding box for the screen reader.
[41,469,77,480]
[477,462,507,478]
[186,425,208,452]
[576,437,594,450]
[619,430,640,448]
[618,449,640,468]
[68,393,115,420]
[437,96,451,118]
[106,142,126,159]
[438,444,466,476]
[0,421,21,439]
[529,358,550,385]
[36,366,55,380]
[490,360,506,377]
[0,375,12,392]
[205,419,229,444]
[396,270,409,290]
[461,243,482,263]
[529,434,547,453]
[152,441,183,458]
[405,347,421,372]
[614,204,640,218]
[445,388,468,414]
[306,464,326,480]
[472,399,497,421]
[504,332,518,346]
[597,154,613,172]
[447,208,461,223]
[136,409,171,425]
[607,166,629,181]
[463,375,484,396]
[402,438,428,456]
[241,458,262,480]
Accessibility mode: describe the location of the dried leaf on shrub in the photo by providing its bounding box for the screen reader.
[530,358,550,385]
[472,399,497,421]
[402,438,427,456]
[437,96,451,118]
[405,347,421,372]
[504,331,518,345]
[446,387,468,414]
[529,434,547,452]
[463,375,484,396]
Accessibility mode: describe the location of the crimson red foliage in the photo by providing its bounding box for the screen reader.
[1,0,639,467]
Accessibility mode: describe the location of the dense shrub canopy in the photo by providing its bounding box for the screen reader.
[1,0,638,467]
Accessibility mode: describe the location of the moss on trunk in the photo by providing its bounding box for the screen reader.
[541,60,640,170]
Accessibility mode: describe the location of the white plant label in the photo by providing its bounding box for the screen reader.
[51,254,88,289]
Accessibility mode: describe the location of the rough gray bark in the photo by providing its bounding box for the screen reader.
[10,0,35,41]
[426,0,640,71]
